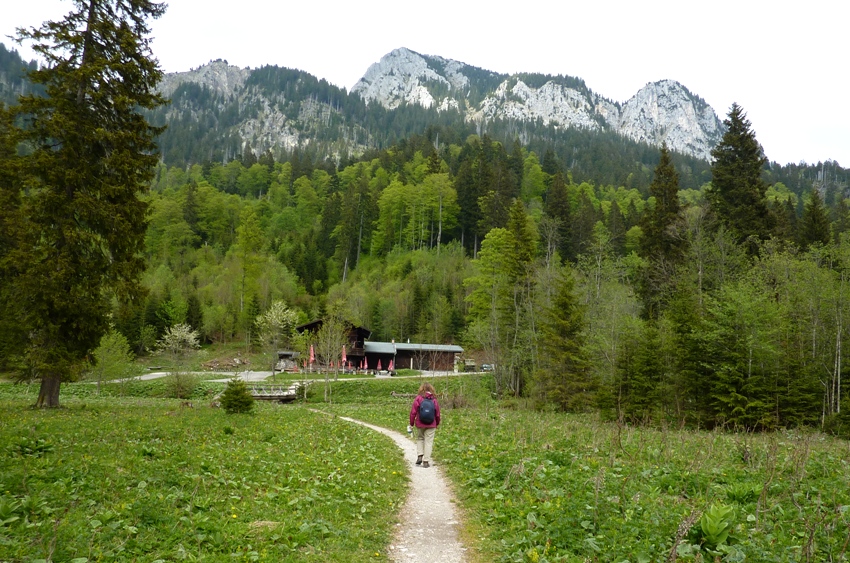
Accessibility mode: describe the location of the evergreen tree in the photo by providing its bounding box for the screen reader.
[616,321,663,423]
[0,111,25,369]
[640,144,681,262]
[798,189,831,250]
[832,197,850,244]
[186,293,204,336]
[3,0,166,407]
[639,144,682,318]
[707,104,773,253]
[571,190,599,258]
[770,198,797,244]
[220,377,255,414]
[506,199,536,281]
[544,171,572,261]
[542,148,561,176]
[607,200,626,256]
[535,266,593,411]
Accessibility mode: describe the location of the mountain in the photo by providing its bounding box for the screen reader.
[147,47,724,186]
[0,42,788,189]
[351,48,723,161]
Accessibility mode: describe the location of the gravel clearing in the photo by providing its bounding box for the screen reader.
[338,416,468,562]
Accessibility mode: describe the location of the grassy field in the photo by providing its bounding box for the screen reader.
[320,378,850,563]
[3,375,850,562]
[0,394,408,562]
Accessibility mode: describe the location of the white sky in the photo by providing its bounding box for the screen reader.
[3,0,848,167]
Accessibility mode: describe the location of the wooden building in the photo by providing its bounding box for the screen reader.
[296,320,463,372]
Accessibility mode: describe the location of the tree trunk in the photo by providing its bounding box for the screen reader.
[35,375,62,408]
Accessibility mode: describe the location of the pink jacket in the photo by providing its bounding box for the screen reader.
[410,392,440,428]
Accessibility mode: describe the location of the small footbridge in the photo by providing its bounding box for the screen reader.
[248,382,304,403]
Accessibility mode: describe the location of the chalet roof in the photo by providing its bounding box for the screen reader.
[364,342,464,354]
[396,343,464,353]
[364,342,396,354]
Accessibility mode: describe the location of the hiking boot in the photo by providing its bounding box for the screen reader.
[422,461,430,468]
[415,455,423,465]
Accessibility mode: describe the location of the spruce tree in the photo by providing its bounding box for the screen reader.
[640,144,681,262]
[708,104,773,253]
[639,143,682,318]
[607,199,626,256]
[544,171,572,261]
[535,266,593,411]
[3,0,166,407]
[798,189,831,250]
[832,197,850,243]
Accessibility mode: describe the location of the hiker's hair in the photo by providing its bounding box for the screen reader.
[418,382,435,396]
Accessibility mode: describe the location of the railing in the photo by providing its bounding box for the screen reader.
[249,384,301,402]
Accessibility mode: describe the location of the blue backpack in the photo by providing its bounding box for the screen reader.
[418,397,436,425]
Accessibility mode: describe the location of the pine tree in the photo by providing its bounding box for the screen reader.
[4,0,166,407]
[707,104,773,253]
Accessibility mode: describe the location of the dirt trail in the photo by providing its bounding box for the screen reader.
[337,416,468,562]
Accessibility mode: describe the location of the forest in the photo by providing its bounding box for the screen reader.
[3,38,850,431]
[69,103,848,435]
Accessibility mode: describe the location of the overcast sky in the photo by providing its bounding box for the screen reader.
[4,0,848,167]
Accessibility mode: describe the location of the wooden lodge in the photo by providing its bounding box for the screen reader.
[295,320,463,372]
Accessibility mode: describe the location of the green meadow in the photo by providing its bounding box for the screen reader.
[2,375,850,562]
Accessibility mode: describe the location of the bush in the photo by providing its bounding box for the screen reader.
[220,378,254,414]
[165,371,198,399]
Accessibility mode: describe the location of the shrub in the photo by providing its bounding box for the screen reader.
[165,371,198,399]
[220,378,255,414]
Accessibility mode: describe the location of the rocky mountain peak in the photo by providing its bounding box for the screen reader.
[351,47,469,109]
[158,59,249,98]
[350,49,724,160]
[617,79,723,161]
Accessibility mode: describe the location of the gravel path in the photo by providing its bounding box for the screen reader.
[337,416,468,562]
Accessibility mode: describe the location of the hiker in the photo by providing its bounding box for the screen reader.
[409,382,441,468]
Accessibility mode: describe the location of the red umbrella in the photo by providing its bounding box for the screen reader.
[341,345,347,364]
[388,360,394,371]
[377,359,382,371]
[309,345,315,364]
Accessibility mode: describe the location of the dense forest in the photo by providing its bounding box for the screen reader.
[3,40,850,431]
[97,105,850,433]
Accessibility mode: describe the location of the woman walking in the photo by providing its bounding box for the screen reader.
[409,382,440,468]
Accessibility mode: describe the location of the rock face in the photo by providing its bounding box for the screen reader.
[158,60,249,98]
[352,47,470,110]
[618,80,723,161]
[153,47,724,164]
[352,48,723,160]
